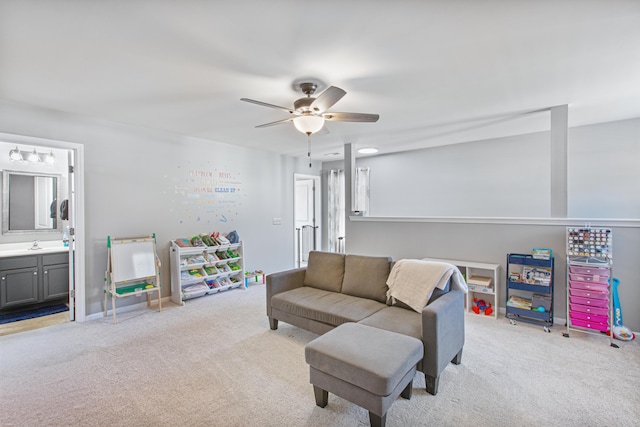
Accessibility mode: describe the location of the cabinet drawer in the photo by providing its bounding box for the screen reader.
[570,310,608,324]
[569,288,608,299]
[570,317,608,332]
[569,280,608,293]
[0,256,37,270]
[569,295,608,307]
[43,252,69,266]
[569,303,609,316]
[568,265,609,276]
[568,273,609,284]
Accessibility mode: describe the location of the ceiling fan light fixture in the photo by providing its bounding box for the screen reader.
[293,115,324,135]
[358,147,379,154]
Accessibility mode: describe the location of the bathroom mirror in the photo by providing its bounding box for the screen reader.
[2,170,62,235]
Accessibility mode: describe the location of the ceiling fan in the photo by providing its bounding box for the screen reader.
[241,82,379,135]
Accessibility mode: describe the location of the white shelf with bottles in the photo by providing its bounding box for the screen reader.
[170,240,245,305]
[422,257,500,319]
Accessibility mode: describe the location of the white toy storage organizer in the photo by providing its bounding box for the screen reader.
[169,240,245,305]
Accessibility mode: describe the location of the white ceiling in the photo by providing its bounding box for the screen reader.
[1,1,639,160]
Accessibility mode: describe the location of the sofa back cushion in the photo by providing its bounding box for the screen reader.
[303,251,345,292]
[341,254,392,303]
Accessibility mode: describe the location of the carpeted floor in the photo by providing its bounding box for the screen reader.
[0,284,638,427]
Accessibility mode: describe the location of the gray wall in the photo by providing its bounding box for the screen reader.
[324,117,640,332]
[0,100,313,316]
[344,219,640,332]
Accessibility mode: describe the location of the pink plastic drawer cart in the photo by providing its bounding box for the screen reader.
[563,227,616,347]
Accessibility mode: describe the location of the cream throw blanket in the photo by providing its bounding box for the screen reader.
[386,259,468,313]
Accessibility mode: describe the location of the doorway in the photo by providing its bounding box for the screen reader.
[294,174,321,267]
[0,132,85,327]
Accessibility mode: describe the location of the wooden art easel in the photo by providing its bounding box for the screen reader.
[104,234,162,323]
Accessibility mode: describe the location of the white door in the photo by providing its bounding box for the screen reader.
[66,150,76,321]
[294,175,320,267]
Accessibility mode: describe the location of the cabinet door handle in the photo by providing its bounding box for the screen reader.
[44,270,48,274]
[33,272,37,275]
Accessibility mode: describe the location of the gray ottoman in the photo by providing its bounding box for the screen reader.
[305,322,423,427]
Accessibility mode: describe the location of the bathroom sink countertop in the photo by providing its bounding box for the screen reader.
[0,241,69,258]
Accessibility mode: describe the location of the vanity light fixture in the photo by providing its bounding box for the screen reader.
[8,146,56,164]
[26,149,40,162]
[43,150,56,165]
[9,146,23,161]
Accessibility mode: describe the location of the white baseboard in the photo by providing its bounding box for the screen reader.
[84,296,172,321]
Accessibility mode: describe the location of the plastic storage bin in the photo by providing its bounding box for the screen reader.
[568,265,610,276]
[569,303,609,316]
[568,280,609,292]
[569,288,608,299]
[570,310,608,323]
[569,295,609,307]
[568,273,609,284]
[569,317,608,332]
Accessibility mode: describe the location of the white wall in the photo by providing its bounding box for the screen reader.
[364,132,551,217]
[569,118,640,218]
[0,100,314,316]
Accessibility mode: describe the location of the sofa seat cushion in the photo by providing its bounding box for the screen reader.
[341,254,391,303]
[271,286,387,326]
[358,306,422,341]
[303,251,345,292]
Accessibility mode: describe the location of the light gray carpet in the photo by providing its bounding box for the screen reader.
[1,284,638,427]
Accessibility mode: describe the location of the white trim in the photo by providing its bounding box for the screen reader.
[350,215,640,228]
[0,132,86,321]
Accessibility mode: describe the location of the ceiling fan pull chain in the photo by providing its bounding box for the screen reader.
[307,134,312,168]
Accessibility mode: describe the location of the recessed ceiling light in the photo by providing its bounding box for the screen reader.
[358,147,378,154]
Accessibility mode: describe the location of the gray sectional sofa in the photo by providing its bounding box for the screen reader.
[266,251,466,395]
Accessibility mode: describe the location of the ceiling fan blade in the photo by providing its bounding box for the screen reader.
[241,98,294,114]
[310,86,346,113]
[323,112,380,122]
[255,117,294,128]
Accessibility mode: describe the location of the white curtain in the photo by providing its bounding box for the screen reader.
[328,169,345,253]
[354,167,370,215]
[328,168,370,253]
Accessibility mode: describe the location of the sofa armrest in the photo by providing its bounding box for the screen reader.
[421,290,465,381]
[266,268,306,316]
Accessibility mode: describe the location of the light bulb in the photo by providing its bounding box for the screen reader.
[27,149,40,162]
[9,146,23,161]
[293,115,324,135]
[43,150,56,164]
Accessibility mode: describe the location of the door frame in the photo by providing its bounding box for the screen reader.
[293,173,321,267]
[0,132,85,322]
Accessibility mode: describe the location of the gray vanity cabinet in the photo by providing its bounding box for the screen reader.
[0,252,68,310]
[42,253,70,301]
